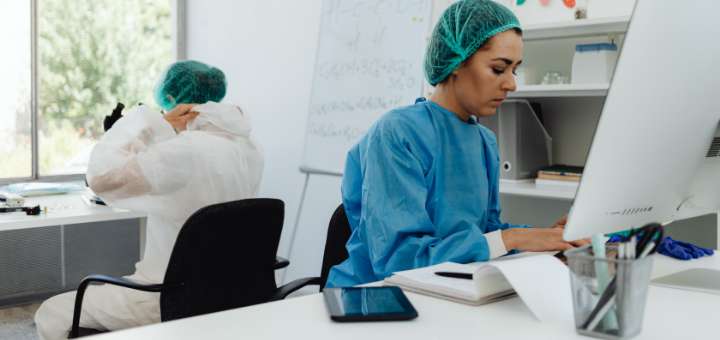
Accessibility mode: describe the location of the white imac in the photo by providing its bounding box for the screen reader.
[563,0,720,243]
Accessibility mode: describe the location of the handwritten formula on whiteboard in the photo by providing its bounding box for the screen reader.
[302,0,431,174]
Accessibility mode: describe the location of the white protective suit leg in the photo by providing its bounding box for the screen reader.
[35,276,160,340]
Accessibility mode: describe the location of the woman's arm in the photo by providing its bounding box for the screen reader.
[86,105,193,200]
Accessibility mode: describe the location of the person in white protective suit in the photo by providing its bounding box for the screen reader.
[34,60,264,340]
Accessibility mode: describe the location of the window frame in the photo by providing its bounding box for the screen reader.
[1,0,186,185]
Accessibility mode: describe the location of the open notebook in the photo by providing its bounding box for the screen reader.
[384,261,516,306]
[383,252,573,320]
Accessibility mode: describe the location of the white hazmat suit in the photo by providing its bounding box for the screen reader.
[34,102,263,340]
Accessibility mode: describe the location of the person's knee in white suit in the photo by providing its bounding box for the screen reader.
[34,279,160,340]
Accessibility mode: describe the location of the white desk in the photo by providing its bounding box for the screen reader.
[88,255,720,340]
[0,192,145,231]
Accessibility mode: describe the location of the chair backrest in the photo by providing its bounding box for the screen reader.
[318,204,352,291]
[159,198,284,321]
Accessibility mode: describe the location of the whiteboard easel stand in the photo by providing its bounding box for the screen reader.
[281,166,342,284]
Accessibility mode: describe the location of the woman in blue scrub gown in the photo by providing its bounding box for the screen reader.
[327,0,584,288]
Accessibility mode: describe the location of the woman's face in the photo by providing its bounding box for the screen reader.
[450,30,523,117]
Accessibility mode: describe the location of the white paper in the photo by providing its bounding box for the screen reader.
[482,254,573,323]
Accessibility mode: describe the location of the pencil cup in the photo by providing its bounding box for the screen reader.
[565,244,654,339]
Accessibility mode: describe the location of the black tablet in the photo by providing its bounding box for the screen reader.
[323,286,418,322]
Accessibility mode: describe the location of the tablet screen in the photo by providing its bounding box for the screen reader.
[323,286,418,321]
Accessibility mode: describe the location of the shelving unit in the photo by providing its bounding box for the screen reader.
[498,17,626,203]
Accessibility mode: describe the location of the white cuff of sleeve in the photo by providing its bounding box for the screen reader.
[486,230,508,259]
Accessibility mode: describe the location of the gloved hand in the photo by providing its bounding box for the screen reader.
[658,236,714,260]
[103,102,125,131]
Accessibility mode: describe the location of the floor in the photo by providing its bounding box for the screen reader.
[0,303,40,340]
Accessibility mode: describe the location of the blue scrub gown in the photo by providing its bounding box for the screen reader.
[326,98,527,287]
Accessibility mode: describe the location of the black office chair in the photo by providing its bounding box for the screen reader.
[69,198,290,338]
[273,204,352,298]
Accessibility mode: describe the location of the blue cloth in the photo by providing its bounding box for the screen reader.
[658,236,714,260]
[326,99,527,287]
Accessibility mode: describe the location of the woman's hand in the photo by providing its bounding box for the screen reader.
[550,214,591,247]
[501,227,574,252]
[164,103,199,132]
[552,215,567,228]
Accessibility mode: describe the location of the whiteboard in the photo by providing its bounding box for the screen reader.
[300,0,432,175]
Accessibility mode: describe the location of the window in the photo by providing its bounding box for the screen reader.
[1,0,179,182]
[1,2,32,179]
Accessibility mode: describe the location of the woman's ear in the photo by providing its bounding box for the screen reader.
[452,59,470,77]
[450,64,464,80]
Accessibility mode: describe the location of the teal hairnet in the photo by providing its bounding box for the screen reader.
[424,0,522,86]
[154,60,227,111]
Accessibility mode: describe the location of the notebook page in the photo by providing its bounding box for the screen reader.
[484,254,573,323]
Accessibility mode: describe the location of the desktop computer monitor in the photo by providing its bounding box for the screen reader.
[563,0,720,241]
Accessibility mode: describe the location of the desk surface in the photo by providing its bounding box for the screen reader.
[0,192,145,231]
[88,255,720,340]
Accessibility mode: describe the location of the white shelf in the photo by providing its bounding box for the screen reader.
[510,83,609,98]
[499,180,577,200]
[523,16,631,41]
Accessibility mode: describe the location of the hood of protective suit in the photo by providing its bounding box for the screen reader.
[186,101,252,137]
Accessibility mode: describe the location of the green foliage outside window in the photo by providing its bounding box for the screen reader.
[36,0,173,174]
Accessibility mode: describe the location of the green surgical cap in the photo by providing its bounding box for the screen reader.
[424,0,521,86]
[154,60,227,111]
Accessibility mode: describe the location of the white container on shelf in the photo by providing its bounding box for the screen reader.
[571,42,618,84]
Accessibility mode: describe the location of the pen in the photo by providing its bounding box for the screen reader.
[639,241,655,258]
[434,271,473,280]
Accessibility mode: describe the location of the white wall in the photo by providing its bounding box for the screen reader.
[186,0,331,281]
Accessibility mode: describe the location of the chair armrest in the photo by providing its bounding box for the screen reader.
[69,275,163,338]
[274,256,290,270]
[272,276,323,300]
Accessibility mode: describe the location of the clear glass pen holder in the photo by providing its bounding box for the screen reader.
[565,244,654,339]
